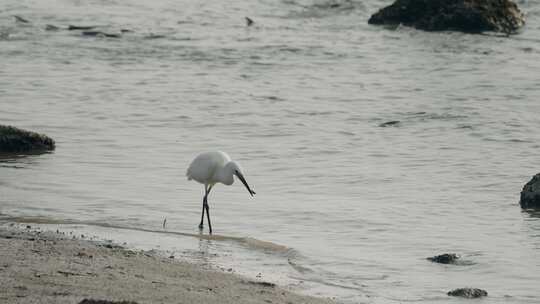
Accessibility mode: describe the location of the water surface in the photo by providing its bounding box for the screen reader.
[2,0,540,302]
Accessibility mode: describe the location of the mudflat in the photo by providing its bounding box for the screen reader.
[0,225,333,304]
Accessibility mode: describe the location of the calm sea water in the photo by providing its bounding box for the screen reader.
[2,0,540,302]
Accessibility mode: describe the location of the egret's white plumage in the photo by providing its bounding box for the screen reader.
[187,151,234,186]
[187,151,255,234]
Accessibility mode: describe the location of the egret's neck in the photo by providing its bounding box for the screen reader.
[217,162,235,185]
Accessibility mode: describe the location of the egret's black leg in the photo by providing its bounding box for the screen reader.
[199,185,208,229]
[199,198,205,229]
[206,185,214,234]
[205,203,212,234]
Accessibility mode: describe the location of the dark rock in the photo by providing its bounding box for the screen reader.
[13,15,30,23]
[379,120,401,127]
[68,25,97,31]
[245,17,254,26]
[53,291,70,296]
[368,0,525,34]
[143,34,166,40]
[45,24,60,31]
[81,31,121,38]
[0,125,55,153]
[247,281,276,288]
[99,243,123,250]
[427,253,459,264]
[448,288,488,298]
[520,173,540,209]
[58,270,82,276]
[79,300,139,304]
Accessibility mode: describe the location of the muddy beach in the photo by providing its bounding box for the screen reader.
[0,224,333,304]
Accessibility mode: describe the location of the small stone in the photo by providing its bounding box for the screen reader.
[427,253,459,264]
[448,288,488,298]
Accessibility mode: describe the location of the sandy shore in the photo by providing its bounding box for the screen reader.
[0,224,333,304]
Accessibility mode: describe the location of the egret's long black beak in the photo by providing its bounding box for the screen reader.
[235,170,256,196]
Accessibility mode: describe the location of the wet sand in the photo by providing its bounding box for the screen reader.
[0,224,333,304]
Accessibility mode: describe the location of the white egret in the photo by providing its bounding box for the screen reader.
[186,151,256,234]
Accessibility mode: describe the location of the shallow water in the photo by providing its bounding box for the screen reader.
[2,0,540,302]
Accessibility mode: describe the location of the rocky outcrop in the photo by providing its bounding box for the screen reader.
[0,125,55,153]
[368,0,525,34]
[520,174,540,209]
[447,288,488,298]
[427,253,459,264]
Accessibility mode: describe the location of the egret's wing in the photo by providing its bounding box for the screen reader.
[187,152,220,183]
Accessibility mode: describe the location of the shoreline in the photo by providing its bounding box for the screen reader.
[0,223,334,304]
